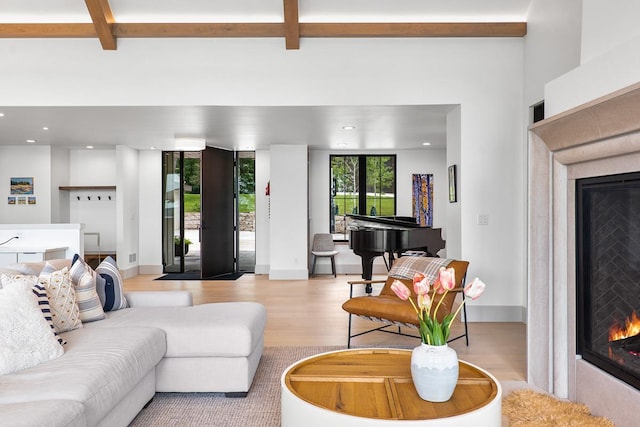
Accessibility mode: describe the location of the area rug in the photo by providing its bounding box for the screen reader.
[154,272,244,281]
[502,389,616,427]
[129,345,343,427]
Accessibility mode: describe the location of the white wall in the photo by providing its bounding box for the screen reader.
[0,145,52,224]
[138,150,162,274]
[580,0,640,64]
[68,149,117,253]
[445,107,462,259]
[269,145,308,280]
[546,1,640,116]
[50,147,70,223]
[69,150,116,185]
[523,0,583,110]
[255,149,271,274]
[116,145,140,277]
[0,36,527,319]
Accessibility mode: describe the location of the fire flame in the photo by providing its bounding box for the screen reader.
[609,310,640,342]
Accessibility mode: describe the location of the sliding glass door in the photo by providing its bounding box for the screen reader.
[237,151,255,273]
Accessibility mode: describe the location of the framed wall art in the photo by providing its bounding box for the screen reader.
[10,177,34,195]
[448,165,457,203]
[412,174,433,226]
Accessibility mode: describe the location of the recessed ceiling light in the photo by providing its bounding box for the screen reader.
[42,127,49,131]
[336,143,347,148]
[86,145,94,149]
[0,113,5,117]
[150,146,156,150]
[342,125,356,131]
[423,142,431,146]
[26,139,36,143]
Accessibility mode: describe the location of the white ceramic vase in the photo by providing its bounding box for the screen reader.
[411,343,459,402]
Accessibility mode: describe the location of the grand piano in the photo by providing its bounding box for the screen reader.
[346,214,446,283]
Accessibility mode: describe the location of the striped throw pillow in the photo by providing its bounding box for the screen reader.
[69,254,106,323]
[96,256,128,311]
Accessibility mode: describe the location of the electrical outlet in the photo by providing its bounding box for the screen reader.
[477,214,489,226]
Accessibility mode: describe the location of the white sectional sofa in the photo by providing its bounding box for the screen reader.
[0,261,267,427]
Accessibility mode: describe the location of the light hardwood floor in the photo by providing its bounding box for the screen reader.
[124,272,527,382]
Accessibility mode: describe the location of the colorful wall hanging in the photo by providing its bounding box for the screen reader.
[412,174,433,227]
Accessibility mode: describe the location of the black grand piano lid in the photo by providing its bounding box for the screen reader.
[345,214,423,229]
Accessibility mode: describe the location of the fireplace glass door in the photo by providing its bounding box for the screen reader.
[576,171,640,390]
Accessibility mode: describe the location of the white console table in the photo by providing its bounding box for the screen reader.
[0,247,68,267]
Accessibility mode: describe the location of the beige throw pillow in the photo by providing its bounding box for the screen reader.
[39,265,82,333]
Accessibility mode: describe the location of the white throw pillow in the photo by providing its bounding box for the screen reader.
[0,280,64,376]
[0,274,66,345]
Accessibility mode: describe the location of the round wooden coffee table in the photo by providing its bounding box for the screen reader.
[281,348,501,426]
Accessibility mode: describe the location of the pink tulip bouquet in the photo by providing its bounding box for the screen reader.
[390,267,486,346]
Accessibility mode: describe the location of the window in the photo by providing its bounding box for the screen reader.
[330,155,396,240]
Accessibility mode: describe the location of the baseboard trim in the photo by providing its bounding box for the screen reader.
[464,305,526,322]
[268,269,309,280]
[254,264,269,275]
[121,265,139,279]
[138,264,163,275]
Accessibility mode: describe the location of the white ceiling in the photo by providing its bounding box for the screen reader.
[0,105,455,152]
[0,0,532,152]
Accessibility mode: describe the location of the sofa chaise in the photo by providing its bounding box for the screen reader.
[0,260,267,427]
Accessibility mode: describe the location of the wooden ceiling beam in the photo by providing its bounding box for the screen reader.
[111,23,284,38]
[300,22,527,38]
[0,21,526,43]
[0,23,97,38]
[84,0,116,50]
[283,0,300,50]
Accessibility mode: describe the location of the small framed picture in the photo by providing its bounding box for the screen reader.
[17,196,27,205]
[448,165,457,203]
[10,177,34,195]
[28,196,36,205]
[7,196,16,205]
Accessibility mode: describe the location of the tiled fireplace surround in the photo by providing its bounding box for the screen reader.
[529,82,640,427]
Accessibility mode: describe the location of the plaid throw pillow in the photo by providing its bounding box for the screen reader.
[389,257,451,283]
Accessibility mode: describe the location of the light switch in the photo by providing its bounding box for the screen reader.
[477,214,489,225]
